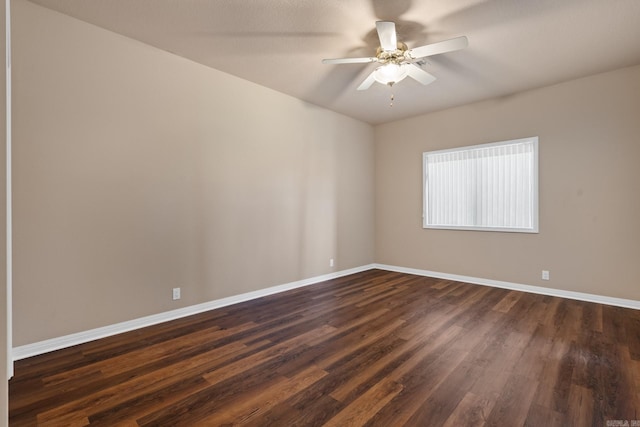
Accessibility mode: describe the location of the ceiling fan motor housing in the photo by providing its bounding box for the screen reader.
[376,42,409,65]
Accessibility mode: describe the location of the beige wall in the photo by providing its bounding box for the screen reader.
[376,64,640,300]
[10,0,640,353]
[12,0,374,346]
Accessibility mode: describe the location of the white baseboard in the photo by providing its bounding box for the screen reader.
[14,262,639,361]
[374,263,640,310]
[13,264,376,361]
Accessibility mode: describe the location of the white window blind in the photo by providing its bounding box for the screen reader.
[423,137,538,233]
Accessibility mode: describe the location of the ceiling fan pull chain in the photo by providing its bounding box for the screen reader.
[389,82,394,107]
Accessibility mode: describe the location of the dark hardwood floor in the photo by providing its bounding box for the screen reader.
[9,269,640,426]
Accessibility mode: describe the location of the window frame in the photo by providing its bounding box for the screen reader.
[422,136,539,233]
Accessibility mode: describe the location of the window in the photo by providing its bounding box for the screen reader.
[423,137,538,233]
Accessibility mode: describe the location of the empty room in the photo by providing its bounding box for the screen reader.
[2,0,640,425]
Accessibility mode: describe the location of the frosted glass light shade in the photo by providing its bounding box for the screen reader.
[373,63,408,85]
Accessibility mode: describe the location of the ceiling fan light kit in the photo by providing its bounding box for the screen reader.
[374,63,408,85]
[322,21,468,95]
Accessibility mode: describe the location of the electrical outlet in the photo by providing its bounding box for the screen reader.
[329,258,335,267]
[541,270,550,281]
[172,287,181,300]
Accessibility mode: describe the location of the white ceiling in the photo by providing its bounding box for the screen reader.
[27,0,640,124]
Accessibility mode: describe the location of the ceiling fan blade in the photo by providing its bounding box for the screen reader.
[405,64,436,85]
[376,21,397,51]
[407,36,468,59]
[322,57,377,65]
[357,71,377,91]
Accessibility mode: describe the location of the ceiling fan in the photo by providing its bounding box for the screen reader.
[322,21,468,91]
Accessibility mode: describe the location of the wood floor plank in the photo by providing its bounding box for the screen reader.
[9,269,640,426]
[323,378,403,427]
[202,325,335,386]
[442,391,496,427]
[626,316,640,360]
[484,374,539,426]
[198,365,328,425]
[524,403,567,427]
[403,358,486,426]
[35,339,257,425]
[492,290,523,313]
[365,343,471,426]
[567,385,594,427]
[317,318,405,370]
[328,337,411,404]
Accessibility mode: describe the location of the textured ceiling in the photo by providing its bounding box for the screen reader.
[26,0,640,124]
